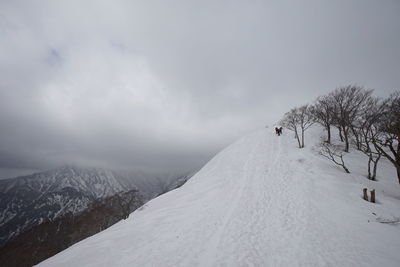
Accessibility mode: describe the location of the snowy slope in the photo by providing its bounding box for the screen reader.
[116,170,197,200]
[38,127,400,267]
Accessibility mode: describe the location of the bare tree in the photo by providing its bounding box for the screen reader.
[311,95,335,143]
[281,108,302,148]
[297,105,315,148]
[319,142,350,173]
[371,91,400,184]
[349,95,376,151]
[358,97,386,180]
[281,105,314,148]
[329,85,373,152]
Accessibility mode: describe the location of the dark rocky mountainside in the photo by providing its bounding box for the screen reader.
[0,166,194,247]
[0,166,135,246]
[0,189,144,267]
[0,165,194,267]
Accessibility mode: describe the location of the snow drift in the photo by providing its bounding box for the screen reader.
[38,127,400,267]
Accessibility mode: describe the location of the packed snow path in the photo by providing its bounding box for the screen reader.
[39,129,400,267]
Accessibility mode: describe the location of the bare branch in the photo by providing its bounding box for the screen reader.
[319,142,350,173]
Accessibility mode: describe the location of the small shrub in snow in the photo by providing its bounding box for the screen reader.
[319,142,350,173]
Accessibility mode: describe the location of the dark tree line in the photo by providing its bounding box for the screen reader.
[280,85,400,184]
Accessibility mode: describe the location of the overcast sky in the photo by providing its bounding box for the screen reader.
[0,0,399,178]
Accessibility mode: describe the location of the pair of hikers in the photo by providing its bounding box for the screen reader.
[275,127,283,136]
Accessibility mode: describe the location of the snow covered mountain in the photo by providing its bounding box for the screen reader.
[0,166,192,246]
[39,127,400,267]
[0,189,144,267]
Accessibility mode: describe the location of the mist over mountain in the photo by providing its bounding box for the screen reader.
[1,0,398,177]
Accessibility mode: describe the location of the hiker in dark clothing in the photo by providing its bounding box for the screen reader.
[275,126,283,136]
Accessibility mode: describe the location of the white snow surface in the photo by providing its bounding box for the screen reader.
[39,127,400,267]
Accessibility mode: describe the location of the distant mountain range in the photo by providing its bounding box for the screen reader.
[0,166,194,247]
[0,188,145,267]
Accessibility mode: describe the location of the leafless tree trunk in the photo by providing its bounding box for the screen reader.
[398,168,400,185]
[366,153,381,180]
[367,155,373,179]
[361,134,382,181]
[338,126,344,142]
[294,127,301,148]
[327,127,331,144]
[350,126,362,150]
[372,154,381,180]
[343,126,350,152]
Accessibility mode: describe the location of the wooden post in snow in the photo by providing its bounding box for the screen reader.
[363,188,368,201]
[370,189,376,203]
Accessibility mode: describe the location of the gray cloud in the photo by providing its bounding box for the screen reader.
[0,0,399,177]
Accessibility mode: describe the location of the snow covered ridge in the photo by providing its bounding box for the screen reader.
[39,127,400,267]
